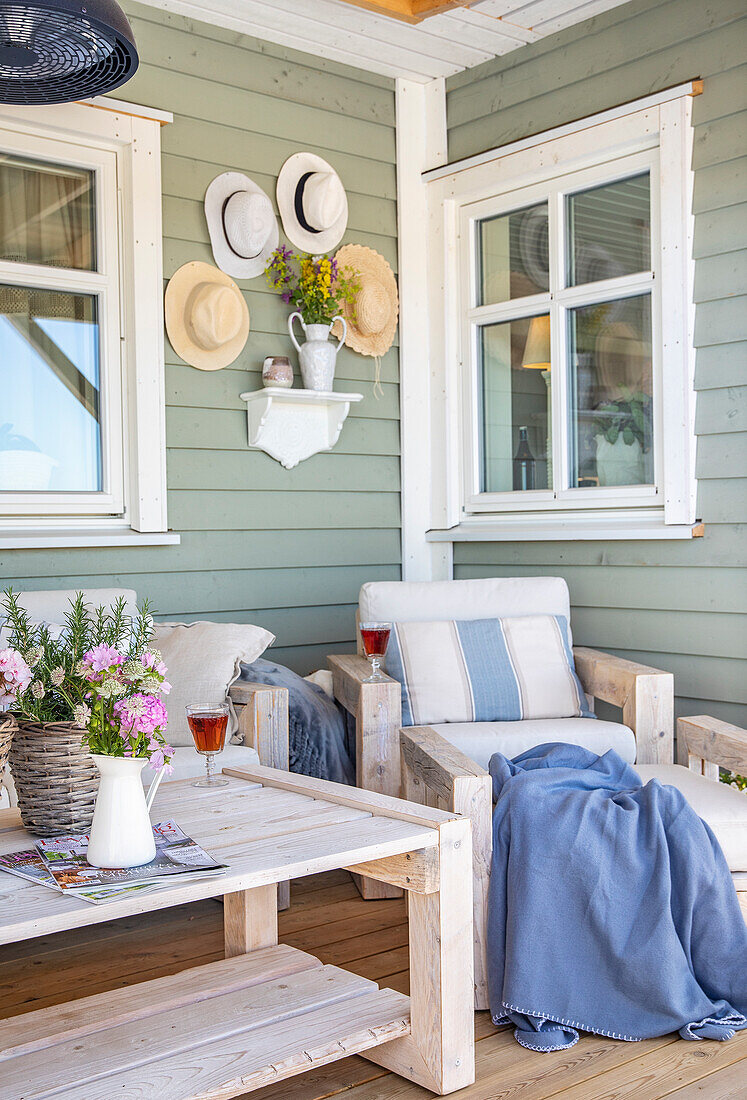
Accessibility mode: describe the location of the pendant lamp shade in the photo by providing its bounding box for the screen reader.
[521,314,551,371]
[0,0,138,105]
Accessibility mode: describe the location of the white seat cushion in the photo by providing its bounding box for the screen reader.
[143,743,261,786]
[431,717,636,772]
[638,764,747,873]
[360,577,571,629]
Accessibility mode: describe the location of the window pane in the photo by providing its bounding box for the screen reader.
[568,294,653,489]
[480,314,552,493]
[0,152,96,270]
[566,173,650,286]
[477,202,548,306]
[0,285,102,492]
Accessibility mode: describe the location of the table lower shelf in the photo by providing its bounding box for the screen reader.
[0,944,411,1100]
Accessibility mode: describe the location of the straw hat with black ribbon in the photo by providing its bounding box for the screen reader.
[165,261,249,371]
[277,152,348,254]
[333,245,398,397]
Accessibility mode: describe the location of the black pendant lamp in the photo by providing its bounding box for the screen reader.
[0,0,138,105]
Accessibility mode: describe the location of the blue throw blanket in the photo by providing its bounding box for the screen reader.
[487,743,747,1051]
[240,658,354,785]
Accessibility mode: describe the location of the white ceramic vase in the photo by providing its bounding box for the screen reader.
[288,312,347,392]
[595,434,644,487]
[86,755,165,869]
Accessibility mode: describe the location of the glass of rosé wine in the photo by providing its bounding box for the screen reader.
[186,702,230,787]
[359,622,391,683]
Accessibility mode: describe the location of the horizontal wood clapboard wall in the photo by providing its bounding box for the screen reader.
[0,1,401,673]
[446,0,747,729]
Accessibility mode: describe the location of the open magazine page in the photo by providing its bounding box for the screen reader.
[35,819,226,890]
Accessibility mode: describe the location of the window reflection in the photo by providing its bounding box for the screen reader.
[481,314,552,493]
[477,202,548,306]
[568,294,653,488]
[0,285,102,492]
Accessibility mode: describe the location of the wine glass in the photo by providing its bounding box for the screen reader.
[186,702,230,787]
[359,622,391,683]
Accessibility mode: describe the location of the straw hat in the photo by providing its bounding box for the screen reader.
[277,152,348,253]
[205,172,278,280]
[334,245,398,358]
[165,262,250,371]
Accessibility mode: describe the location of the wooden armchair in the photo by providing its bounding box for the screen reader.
[402,714,747,1009]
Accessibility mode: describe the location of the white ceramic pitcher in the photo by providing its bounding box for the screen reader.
[86,755,166,869]
[288,312,347,391]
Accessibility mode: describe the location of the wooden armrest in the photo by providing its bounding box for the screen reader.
[228,681,289,771]
[401,726,489,803]
[327,653,398,715]
[573,647,672,705]
[573,647,674,765]
[678,716,747,775]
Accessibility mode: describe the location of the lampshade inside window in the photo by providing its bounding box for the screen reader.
[522,314,551,370]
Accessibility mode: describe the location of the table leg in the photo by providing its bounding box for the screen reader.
[363,818,475,1095]
[224,884,278,958]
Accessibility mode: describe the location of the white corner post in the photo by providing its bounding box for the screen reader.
[396,77,452,581]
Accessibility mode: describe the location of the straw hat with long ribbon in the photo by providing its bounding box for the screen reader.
[334,245,398,395]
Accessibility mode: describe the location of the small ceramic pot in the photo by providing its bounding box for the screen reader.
[262,356,293,388]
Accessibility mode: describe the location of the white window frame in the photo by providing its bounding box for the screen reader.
[423,87,698,543]
[0,98,177,547]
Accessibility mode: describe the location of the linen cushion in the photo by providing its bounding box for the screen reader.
[152,622,274,746]
[432,718,636,771]
[386,614,592,726]
[638,764,747,873]
[360,576,571,628]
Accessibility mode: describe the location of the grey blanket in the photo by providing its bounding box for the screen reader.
[240,658,354,784]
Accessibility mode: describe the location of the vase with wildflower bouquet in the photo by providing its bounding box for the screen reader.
[2,590,173,845]
[265,247,360,390]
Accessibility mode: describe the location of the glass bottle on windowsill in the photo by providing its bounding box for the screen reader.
[513,426,536,490]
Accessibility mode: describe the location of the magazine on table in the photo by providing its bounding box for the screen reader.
[0,820,226,904]
[35,819,227,891]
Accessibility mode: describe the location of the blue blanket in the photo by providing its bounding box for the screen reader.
[487,743,747,1051]
[240,658,354,785]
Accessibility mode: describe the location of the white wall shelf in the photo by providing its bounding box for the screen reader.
[239,388,363,469]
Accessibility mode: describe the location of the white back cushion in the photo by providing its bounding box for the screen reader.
[11,588,139,623]
[360,577,571,627]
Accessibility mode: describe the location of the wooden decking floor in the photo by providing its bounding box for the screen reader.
[3,869,745,1099]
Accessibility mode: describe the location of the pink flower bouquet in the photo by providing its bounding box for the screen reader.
[0,648,32,707]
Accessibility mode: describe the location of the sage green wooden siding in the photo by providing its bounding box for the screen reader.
[447,0,746,728]
[0,2,400,673]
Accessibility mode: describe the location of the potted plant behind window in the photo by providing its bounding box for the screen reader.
[0,423,57,491]
[265,248,359,391]
[2,591,172,851]
[592,390,653,486]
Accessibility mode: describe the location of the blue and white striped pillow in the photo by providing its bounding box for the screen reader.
[385,615,593,727]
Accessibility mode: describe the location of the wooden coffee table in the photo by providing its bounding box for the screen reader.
[0,763,475,1098]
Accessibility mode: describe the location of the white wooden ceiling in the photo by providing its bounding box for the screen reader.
[145,0,635,82]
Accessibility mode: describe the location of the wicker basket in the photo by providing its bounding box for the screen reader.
[9,720,99,835]
[0,712,17,780]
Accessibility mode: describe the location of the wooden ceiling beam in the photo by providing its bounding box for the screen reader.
[335,0,474,24]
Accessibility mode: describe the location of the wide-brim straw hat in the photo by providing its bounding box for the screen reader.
[165,261,250,371]
[334,244,398,358]
[277,152,348,253]
[205,172,278,280]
